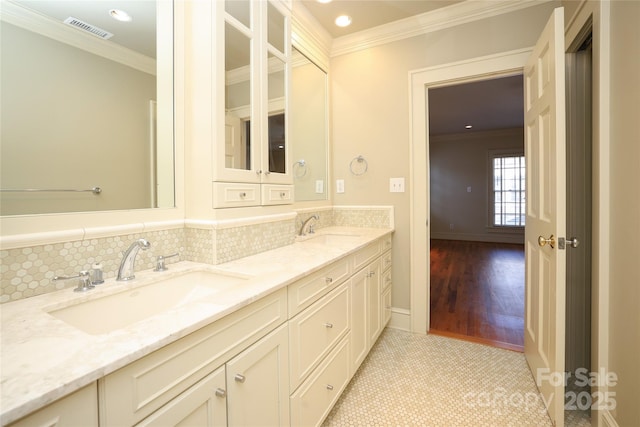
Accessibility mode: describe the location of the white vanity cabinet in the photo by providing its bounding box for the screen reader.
[288,233,393,427]
[187,0,293,209]
[7,383,98,427]
[350,237,392,374]
[99,288,288,427]
[136,324,289,427]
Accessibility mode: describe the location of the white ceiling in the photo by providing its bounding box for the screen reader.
[300,0,464,38]
[12,0,156,58]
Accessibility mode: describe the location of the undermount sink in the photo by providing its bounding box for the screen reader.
[297,233,362,244]
[47,270,249,335]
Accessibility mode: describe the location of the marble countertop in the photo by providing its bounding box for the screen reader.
[0,226,392,425]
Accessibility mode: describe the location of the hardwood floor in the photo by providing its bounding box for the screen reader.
[429,239,525,351]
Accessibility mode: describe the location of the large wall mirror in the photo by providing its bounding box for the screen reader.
[0,0,175,216]
[291,47,327,201]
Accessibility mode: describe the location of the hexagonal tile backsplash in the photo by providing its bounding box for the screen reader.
[1,207,392,303]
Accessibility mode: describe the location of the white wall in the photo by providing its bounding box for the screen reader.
[430,128,524,244]
[0,23,156,215]
[607,0,640,424]
[330,1,558,310]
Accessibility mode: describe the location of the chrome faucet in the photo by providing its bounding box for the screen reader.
[117,239,151,281]
[299,214,319,236]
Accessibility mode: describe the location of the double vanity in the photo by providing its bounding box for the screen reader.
[1,227,393,427]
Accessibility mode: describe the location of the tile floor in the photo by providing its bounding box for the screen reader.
[324,328,584,426]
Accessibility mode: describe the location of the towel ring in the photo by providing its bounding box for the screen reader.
[293,159,308,178]
[349,155,368,176]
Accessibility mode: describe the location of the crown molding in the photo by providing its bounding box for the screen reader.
[292,1,332,71]
[331,0,552,57]
[1,0,155,75]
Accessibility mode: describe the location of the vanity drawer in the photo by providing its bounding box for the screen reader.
[100,288,287,427]
[381,234,392,253]
[261,184,293,205]
[382,286,392,326]
[289,284,350,391]
[353,240,381,272]
[381,265,392,292]
[8,383,98,427]
[290,335,350,427]
[213,182,261,208]
[381,250,392,273]
[288,257,351,317]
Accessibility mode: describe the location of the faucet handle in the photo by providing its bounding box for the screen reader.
[54,270,95,293]
[154,253,179,272]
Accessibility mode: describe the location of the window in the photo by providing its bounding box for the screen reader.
[491,153,525,227]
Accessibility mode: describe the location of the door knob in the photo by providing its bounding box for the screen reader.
[567,237,580,248]
[538,234,555,248]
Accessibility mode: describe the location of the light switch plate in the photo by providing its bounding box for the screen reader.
[336,179,345,194]
[390,177,405,193]
[315,180,324,193]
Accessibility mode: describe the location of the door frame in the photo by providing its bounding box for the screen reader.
[408,2,612,424]
[408,47,531,334]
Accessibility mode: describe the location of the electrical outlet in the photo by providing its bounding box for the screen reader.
[315,180,324,193]
[467,186,472,193]
[336,179,345,194]
[390,177,405,193]
[449,223,454,230]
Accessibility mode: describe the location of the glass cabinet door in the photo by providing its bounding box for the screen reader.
[264,2,289,180]
[224,1,253,172]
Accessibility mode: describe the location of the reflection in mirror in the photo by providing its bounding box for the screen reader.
[267,2,284,54]
[0,0,175,216]
[268,53,286,174]
[224,20,252,170]
[291,48,328,201]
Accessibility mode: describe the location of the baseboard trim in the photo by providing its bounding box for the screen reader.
[388,307,411,331]
[430,232,524,244]
[428,329,524,352]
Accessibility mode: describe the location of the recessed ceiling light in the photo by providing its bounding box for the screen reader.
[109,9,132,22]
[465,125,473,129]
[335,15,352,27]
[317,0,332,3]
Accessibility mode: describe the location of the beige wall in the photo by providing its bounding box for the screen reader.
[329,1,558,310]
[0,23,156,215]
[430,128,524,244]
[608,0,640,424]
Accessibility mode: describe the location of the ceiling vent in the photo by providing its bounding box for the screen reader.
[63,17,113,40]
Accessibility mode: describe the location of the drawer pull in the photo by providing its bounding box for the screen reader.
[215,388,226,398]
[280,192,286,198]
[325,277,333,285]
[326,384,334,391]
[234,374,246,383]
[324,322,333,328]
[239,192,247,198]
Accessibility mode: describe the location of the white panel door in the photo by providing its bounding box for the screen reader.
[523,7,567,427]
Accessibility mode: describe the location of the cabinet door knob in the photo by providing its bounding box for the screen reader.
[215,388,226,398]
[324,322,333,328]
[325,277,333,285]
[326,384,334,391]
[234,374,246,383]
